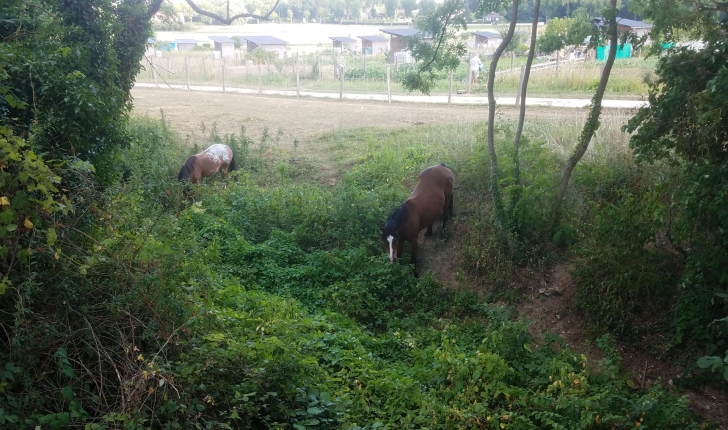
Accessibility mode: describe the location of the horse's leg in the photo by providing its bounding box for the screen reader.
[410,238,418,266]
[442,194,453,232]
[410,238,419,277]
[396,240,404,260]
[425,224,433,237]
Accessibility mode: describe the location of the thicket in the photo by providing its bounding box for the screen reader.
[0,104,712,427]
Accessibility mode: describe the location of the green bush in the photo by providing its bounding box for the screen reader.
[573,191,678,334]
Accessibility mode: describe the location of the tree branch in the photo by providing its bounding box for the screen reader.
[418,1,458,72]
[146,0,165,20]
[183,0,283,24]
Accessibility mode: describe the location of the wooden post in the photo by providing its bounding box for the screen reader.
[556,50,560,70]
[296,66,300,97]
[339,64,344,100]
[467,67,471,94]
[448,69,453,105]
[510,51,514,72]
[185,57,190,90]
[222,59,226,93]
[319,57,323,80]
[515,65,525,107]
[363,53,366,74]
[151,56,157,87]
[386,65,391,103]
[257,63,262,94]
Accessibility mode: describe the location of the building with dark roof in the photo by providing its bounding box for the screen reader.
[209,35,236,58]
[358,35,388,56]
[329,36,357,54]
[238,35,288,58]
[174,38,197,51]
[594,17,653,38]
[472,31,503,50]
[379,28,431,63]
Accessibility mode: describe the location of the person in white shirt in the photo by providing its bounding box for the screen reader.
[469,55,483,86]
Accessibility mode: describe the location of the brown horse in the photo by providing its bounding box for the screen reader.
[178,144,237,187]
[381,163,454,275]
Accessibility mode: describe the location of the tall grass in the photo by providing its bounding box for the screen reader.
[139,50,655,97]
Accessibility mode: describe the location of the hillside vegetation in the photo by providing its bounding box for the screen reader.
[2,0,727,427]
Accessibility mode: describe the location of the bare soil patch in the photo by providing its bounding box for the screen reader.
[131,87,635,145]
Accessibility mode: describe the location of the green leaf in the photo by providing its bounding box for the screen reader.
[307,407,325,415]
[47,227,57,245]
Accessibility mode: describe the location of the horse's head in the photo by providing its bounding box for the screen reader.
[381,204,407,264]
[381,225,398,264]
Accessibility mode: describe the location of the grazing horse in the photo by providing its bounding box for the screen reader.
[178,144,237,188]
[381,163,454,275]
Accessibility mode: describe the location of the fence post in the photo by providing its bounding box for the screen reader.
[515,65,525,107]
[185,57,190,90]
[151,56,158,88]
[448,69,453,105]
[222,58,226,93]
[386,65,391,104]
[510,52,514,72]
[467,67,471,94]
[363,53,366,76]
[257,63,262,95]
[556,50,560,70]
[339,64,344,101]
[296,66,300,97]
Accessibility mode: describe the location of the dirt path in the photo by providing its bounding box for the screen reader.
[131,87,636,144]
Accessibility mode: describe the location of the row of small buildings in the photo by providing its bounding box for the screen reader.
[148,18,652,62]
[147,29,504,62]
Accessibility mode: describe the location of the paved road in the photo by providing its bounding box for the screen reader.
[133,82,648,109]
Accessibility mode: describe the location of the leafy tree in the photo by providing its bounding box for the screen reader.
[401,0,467,94]
[626,0,728,353]
[566,8,593,45]
[419,0,437,13]
[401,0,418,17]
[540,0,566,21]
[553,0,619,222]
[511,0,542,211]
[537,17,570,53]
[485,0,521,231]
[384,0,400,18]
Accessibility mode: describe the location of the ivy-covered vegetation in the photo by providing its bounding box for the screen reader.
[1,0,727,427]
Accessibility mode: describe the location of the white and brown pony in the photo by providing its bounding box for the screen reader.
[178,144,237,191]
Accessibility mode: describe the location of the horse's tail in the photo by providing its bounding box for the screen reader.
[178,157,195,182]
[229,151,237,172]
[449,191,454,218]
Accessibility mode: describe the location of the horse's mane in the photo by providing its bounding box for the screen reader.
[178,156,196,181]
[382,203,408,238]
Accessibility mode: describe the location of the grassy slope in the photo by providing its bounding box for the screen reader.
[94,115,712,428]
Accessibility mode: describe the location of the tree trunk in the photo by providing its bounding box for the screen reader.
[552,0,619,224]
[511,0,541,212]
[487,0,519,226]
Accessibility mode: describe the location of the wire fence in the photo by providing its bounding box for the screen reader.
[138,50,597,102]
